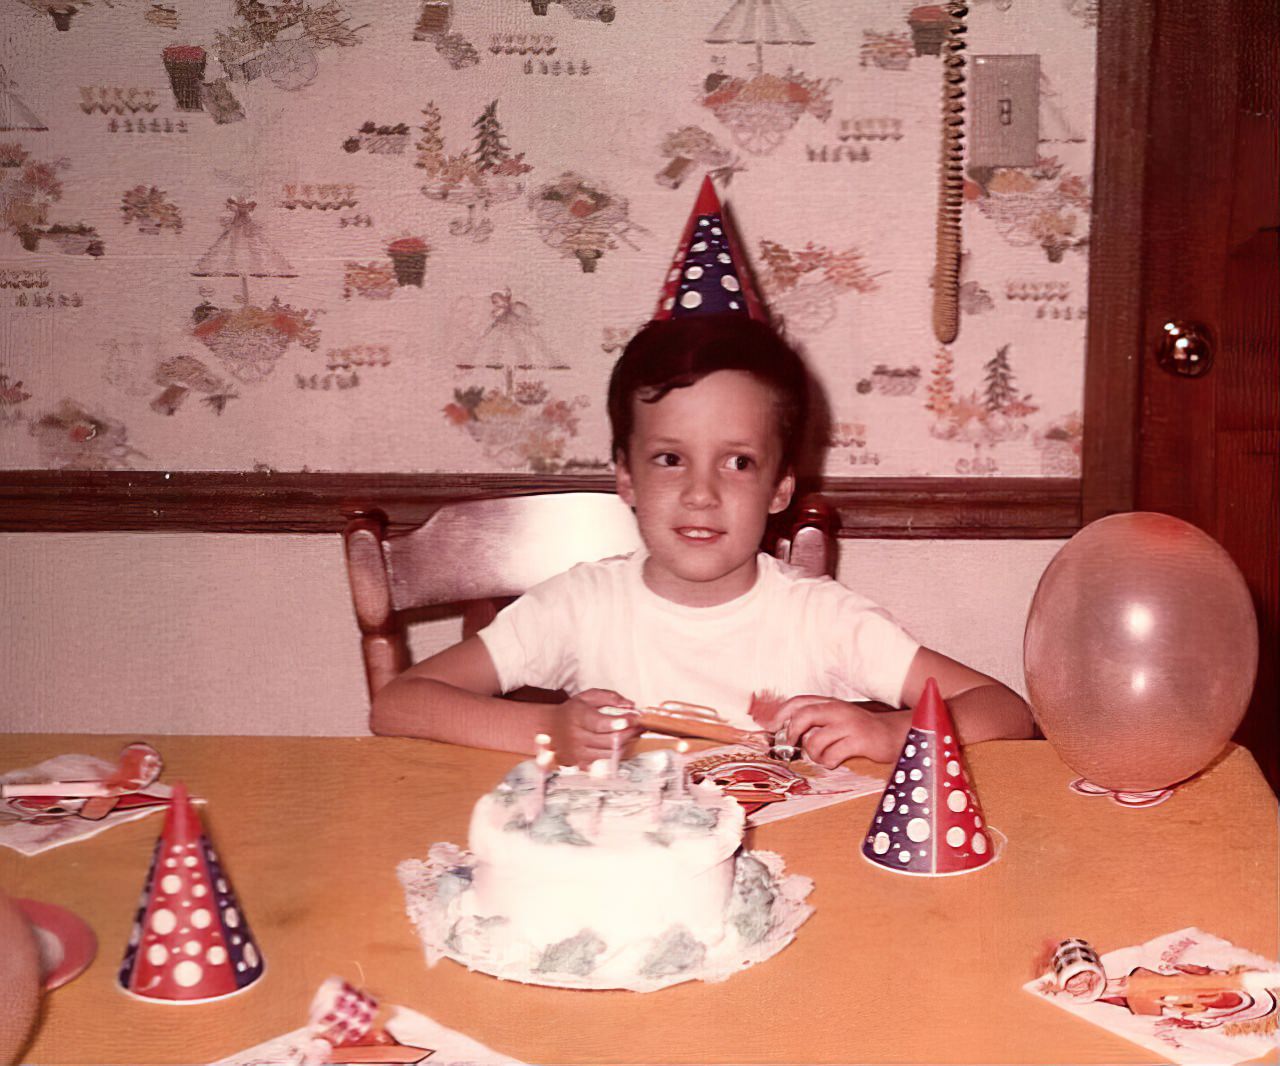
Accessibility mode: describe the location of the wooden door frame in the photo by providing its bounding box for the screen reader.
[1080,0,1153,521]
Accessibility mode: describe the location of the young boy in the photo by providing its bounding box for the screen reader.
[372,181,1034,766]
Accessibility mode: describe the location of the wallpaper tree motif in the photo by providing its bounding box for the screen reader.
[0,0,1094,477]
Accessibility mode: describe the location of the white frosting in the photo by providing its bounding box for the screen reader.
[467,787,740,947]
[443,752,748,980]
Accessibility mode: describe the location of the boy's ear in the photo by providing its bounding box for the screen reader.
[614,449,636,507]
[769,467,795,515]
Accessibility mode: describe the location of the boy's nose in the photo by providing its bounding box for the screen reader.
[681,469,719,508]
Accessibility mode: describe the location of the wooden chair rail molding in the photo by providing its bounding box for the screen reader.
[0,471,1080,537]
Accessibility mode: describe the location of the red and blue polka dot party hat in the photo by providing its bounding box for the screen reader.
[861,677,995,876]
[652,174,767,322]
[118,783,265,1002]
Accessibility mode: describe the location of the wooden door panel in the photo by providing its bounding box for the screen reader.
[1135,0,1279,790]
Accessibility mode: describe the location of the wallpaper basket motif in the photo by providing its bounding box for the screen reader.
[0,0,1095,476]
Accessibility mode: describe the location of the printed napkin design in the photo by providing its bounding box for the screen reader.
[1025,928,1280,1064]
[685,744,882,826]
[213,1001,526,1066]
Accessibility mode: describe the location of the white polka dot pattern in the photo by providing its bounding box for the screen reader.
[861,684,994,875]
[653,177,761,323]
[172,960,203,987]
[117,791,265,1002]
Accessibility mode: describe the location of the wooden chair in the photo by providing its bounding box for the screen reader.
[343,491,836,704]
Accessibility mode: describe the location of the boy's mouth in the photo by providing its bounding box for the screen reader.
[675,526,724,542]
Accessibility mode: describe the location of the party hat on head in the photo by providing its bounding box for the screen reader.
[118,783,265,1002]
[653,174,766,322]
[861,678,995,876]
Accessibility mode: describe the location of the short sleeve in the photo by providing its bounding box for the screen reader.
[476,572,578,695]
[804,581,920,706]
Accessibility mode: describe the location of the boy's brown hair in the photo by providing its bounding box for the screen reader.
[606,314,809,476]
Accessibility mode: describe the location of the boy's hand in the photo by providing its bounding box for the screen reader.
[773,695,907,768]
[553,689,641,768]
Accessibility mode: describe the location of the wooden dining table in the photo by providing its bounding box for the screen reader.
[1,734,1277,1065]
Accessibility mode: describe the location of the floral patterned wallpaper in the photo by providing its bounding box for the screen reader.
[0,0,1095,477]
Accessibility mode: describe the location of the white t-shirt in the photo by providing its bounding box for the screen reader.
[478,551,920,731]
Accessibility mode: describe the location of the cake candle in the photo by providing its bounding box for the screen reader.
[532,748,555,820]
[674,740,691,800]
[588,758,609,835]
[607,716,628,776]
[652,774,666,825]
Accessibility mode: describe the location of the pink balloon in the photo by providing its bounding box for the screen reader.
[1024,512,1258,791]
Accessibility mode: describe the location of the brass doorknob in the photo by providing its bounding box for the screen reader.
[1156,321,1214,378]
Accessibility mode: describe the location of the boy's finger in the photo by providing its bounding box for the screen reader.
[778,694,827,722]
[578,689,633,709]
[785,700,841,741]
[801,721,864,766]
[798,722,832,763]
[584,710,635,732]
[571,728,615,753]
[811,734,865,769]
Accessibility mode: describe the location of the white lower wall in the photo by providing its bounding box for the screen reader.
[0,533,1063,735]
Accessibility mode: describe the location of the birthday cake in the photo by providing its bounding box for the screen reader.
[397,750,814,991]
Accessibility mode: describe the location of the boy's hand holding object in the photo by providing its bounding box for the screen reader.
[626,700,772,752]
[553,689,642,767]
[749,693,902,767]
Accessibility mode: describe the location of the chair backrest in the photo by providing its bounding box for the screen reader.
[344,491,836,702]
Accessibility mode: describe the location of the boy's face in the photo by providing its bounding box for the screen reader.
[615,369,794,607]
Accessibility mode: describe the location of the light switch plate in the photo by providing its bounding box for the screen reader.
[969,54,1040,168]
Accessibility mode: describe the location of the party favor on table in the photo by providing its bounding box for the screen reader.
[1026,928,1280,1064]
[1,744,172,855]
[213,976,525,1066]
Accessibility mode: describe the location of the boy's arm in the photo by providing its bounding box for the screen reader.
[370,636,643,762]
[370,636,558,753]
[901,645,1036,744]
[758,646,1035,767]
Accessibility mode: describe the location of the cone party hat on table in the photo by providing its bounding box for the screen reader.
[862,678,994,876]
[652,174,766,322]
[118,783,265,1002]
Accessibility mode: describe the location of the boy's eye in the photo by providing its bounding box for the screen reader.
[652,452,682,467]
[724,454,756,472]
